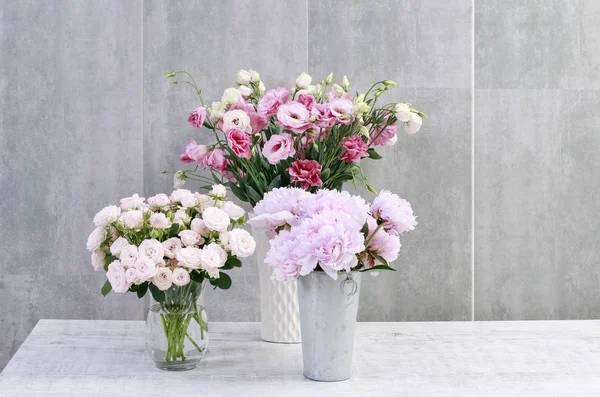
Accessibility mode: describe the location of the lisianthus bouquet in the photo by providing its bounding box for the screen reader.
[166,70,426,204]
[249,187,416,280]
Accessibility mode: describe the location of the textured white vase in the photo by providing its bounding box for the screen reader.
[252,225,301,343]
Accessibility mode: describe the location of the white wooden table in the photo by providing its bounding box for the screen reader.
[1,320,600,396]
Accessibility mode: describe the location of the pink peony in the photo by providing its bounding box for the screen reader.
[264,230,303,280]
[262,133,296,165]
[206,148,227,172]
[231,101,268,133]
[371,122,397,146]
[288,159,323,189]
[310,103,336,128]
[339,135,368,162]
[328,97,354,125]
[298,189,369,228]
[297,94,315,110]
[276,101,312,133]
[257,87,290,118]
[187,107,207,128]
[371,190,417,235]
[180,140,209,166]
[226,128,252,159]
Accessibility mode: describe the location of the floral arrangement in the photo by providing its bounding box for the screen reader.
[249,188,416,280]
[166,70,426,203]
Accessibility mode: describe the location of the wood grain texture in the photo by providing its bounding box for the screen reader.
[1,320,600,396]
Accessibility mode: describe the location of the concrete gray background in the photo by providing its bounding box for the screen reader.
[0,0,598,370]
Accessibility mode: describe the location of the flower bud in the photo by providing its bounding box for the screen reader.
[238,85,252,97]
[249,69,260,82]
[383,80,397,87]
[358,125,370,138]
[332,84,344,97]
[236,69,252,85]
[325,72,333,85]
[342,75,350,91]
[296,72,312,89]
[165,72,176,78]
[394,103,411,122]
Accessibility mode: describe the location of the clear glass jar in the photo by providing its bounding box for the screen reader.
[145,279,209,371]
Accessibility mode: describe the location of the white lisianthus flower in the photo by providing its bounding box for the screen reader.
[120,194,145,210]
[149,213,171,229]
[221,201,245,221]
[312,84,322,97]
[223,228,256,258]
[173,171,186,189]
[221,87,242,107]
[176,247,203,269]
[91,250,105,271]
[170,189,193,203]
[93,205,121,227]
[307,85,316,95]
[394,103,411,123]
[238,85,252,97]
[296,72,312,89]
[152,267,173,291]
[210,101,225,120]
[179,230,202,247]
[404,112,423,135]
[249,69,260,83]
[134,256,158,282]
[296,89,308,95]
[147,193,170,209]
[258,81,265,93]
[386,133,398,146]
[172,267,191,287]
[236,69,252,85]
[174,209,191,225]
[86,226,107,252]
[202,207,230,232]
[210,184,227,199]
[120,210,144,229]
[162,237,182,259]
[179,191,198,208]
[199,243,227,278]
[191,218,209,236]
[125,268,141,284]
[119,244,139,268]
[222,109,252,134]
[197,194,215,210]
[138,239,165,264]
[331,84,344,97]
[110,237,129,258]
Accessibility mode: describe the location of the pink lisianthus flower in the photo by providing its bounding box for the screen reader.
[187,107,207,128]
[339,135,368,162]
[231,101,268,134]
[370,122,397,146]
[225,128,252,159]
[257,87,290,118]
[297,94,315,111]
[180,140,198,163]
[180,140,210,166]
[310,103,336,128]
[276,101,312,133]
[328,97,354,125]
[364,217,401,266]
[328,91,353,101]
[262,133,296,165]
[288,159,323,189]
[371,190,417,235]
[206,148,227,172]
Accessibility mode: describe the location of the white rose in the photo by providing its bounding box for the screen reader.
[296,72,312,89]
[199,243,227,277]
[176,247,203,269]
[224,229,256,258]
[152,267,173,291]
[162,237,182,259]
[138,239,165,264]
[221,201,245,221]
[172,267,191,287]
[394,103,411,123]
[197,194,215,211]
[179,230,203,246]
[386,133,398,146]
[202,207,230,232]
[107,259,125,274]
[191,218,210,236]
[236,69,252,85]
[404,112,422,135]
[147,193,170,209]
[238,85,252,97]
[174,209,191,225]
[210,184,227,199]
[120,194,145,210]
[179,191,198,208]
[106,265,129,293]
[125,268,141,284]
[221,87,242,106]
[222,109,252,134]
[331,84,344,97]
[91,250,105,271]
[110,237,129,258]
[134,257,158,282]
[119,244,139,267]
[149,213,171,229]
[86,226,107,252]
[249,69,260,82]
[211,101,225,120]
[170,189,192,203]
[120,210,144,229]
[93,205,121,226]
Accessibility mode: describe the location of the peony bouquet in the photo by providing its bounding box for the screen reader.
[249,187,416,280]
[166,70,426,204]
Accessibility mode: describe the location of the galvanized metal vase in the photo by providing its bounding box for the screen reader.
[297,271,362,381]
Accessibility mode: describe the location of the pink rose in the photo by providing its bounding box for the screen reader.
[328,98,354,125]
[263,133,297,165]
[188,107,207,128]
[257,87,290,118]
[231,101,268,133]
[180,140,209,166]
[297,94,315,111]
[311,103,336,127]
[370,122,397,146]
[226,128,252,159]
[206,148,227,172]
[288,159,323,189]
[276,101,311,133]
[339,135,368,163]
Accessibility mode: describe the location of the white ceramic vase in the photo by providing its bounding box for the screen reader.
[252,225,301,343]
[297,271,362,382]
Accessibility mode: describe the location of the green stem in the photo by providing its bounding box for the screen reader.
[364,223,383,248]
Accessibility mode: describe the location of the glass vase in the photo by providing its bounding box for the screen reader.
[145,279,209,371]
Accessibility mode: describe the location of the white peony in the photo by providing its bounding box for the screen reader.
[153,267,173,291]
[162,237,182,259]
[134,257,158,281]
[120,194,145,210]
[236,69,252,85]
[394,103,411,123]
[91,250,105,271]
[170,189,193,203]
[147,193,170,209]
[149,213,172,229]
[176,247,203,269]
[202,207,230,232]
[210,101,225,120]
[221,201,245,221]
[179,230,202,246]
[86,226,107,252]
[110,237,129,258]
[296,72,312,89]
[404,112,423,135]
[238,85,252,97]
[221,87,242,107]
[120,210,144,229]
[172,267,191,287]
[199,243,227,278]
[93,205,121,227]
[222,109,252,134]
[138,239,165,264]
[119,244,139,268]
[191,218,209,236]
[210,184,227,199]
[179,191,198,208]
[223,228,255,258]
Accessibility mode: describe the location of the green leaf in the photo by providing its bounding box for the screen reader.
[227,182,249,202]
[360,264,396,272]
[246,186,263,204]
[136,282,148,299]
[267,175,282,192]
[210,273,232,290]
[360,222,369,238]
[367,148,383,160]
[190,270,205,283]
[104,254,118,272]
[368,251,389,266]
[101,280,112,296]
[320,168,331,182]
[148,283,165,302]
[168,223,180,238]
[222,256,242,270]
